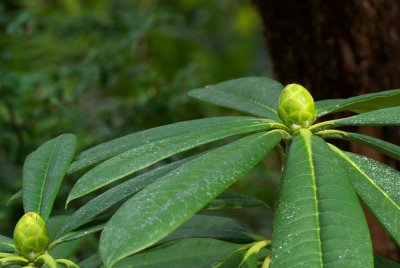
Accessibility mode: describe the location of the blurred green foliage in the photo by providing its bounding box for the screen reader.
[0,0,274,245]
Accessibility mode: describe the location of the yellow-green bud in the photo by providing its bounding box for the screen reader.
[13,212,49,261]
[277,83,316,131]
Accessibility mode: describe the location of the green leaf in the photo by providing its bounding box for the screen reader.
[6,189,22,206]
[330,147,400,245]
[158,215,260,245]
[206,191,266,210]
[67,117,272,204]
[46,215,84,259]
[69,116,270,173]
[50,223,104,250]
[240,240,270,268]
[113,238,245,268]
[59,157,191,237]
[210,244,250,268]
[23,134,77,221]
[55,259,80,268]
[99,131,281,267]
[271,130,373,268]
[78,254,102,268]
[35,254,57,268]
[188,77,283,121]
[316,88,400,116]
[0,235,15,253]
[317,130,400,160]
[333,106,400,127]
[374,255,400,268]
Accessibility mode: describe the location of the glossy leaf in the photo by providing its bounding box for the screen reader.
[113,238,245,268]
[23,134,77,221]
[99,131,281,267]
[69,116,270,173]
[317,130,400,160]
[206,191,266,210]
[271,130,372,268]
[0,235,15,253]
[316,88,400,116]
[333,106,400,127]
[158,215,260,245]
[67,117,272,204]
[59,158,190,236]
[330,147,400,244]
[188,77,283,121]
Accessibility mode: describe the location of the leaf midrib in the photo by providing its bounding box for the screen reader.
[330,146,400,211]
[37,138,60,215]
[302,132,323,267]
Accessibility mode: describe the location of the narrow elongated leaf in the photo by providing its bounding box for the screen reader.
[317,130,400,160]
[67,117,272,204]
[59,158,191,237]
[374,255,400,268]
[316,88,400,116]
[206,191,266,210]
[333,106,400,127]
[188,77,283,121]
[330,147,400,244]
[271,130,372,268]
[23,134,77,221]
[50,224,104,250]
[69,116,269,173]
[113,238,245,268]
[158,215,260,245]
[6,189,22,206]
[99,131,281,267]
[211,246,248,268]
[0,235,15,253]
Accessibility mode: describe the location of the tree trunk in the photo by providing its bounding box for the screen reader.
[252,0,400,261]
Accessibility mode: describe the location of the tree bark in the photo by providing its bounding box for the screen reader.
[252,0,400,261]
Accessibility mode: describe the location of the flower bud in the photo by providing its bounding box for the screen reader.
[277,83,316,131]
[13,212,49,261]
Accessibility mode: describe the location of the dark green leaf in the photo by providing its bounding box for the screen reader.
[271,130,373,268]
[69,116,270,173]
[316,88,400,116]
[78,254,102,268]
[46,216,84,259]
[317,130,400,160]
[330,148,400,245]
[6,189,22,206]
[206,191,266,210]
[67,117,272,204]
[158,215,260,245]
[23,134,77,221]
[113,238,245,268]
[59,158,190,237]
[333,107,400,127]
[211,246,248,268]
[0,235,15,253]
[188,77,283,121]
[99,131,281,267]
[50,224,104,250]
[374,255,400,268]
